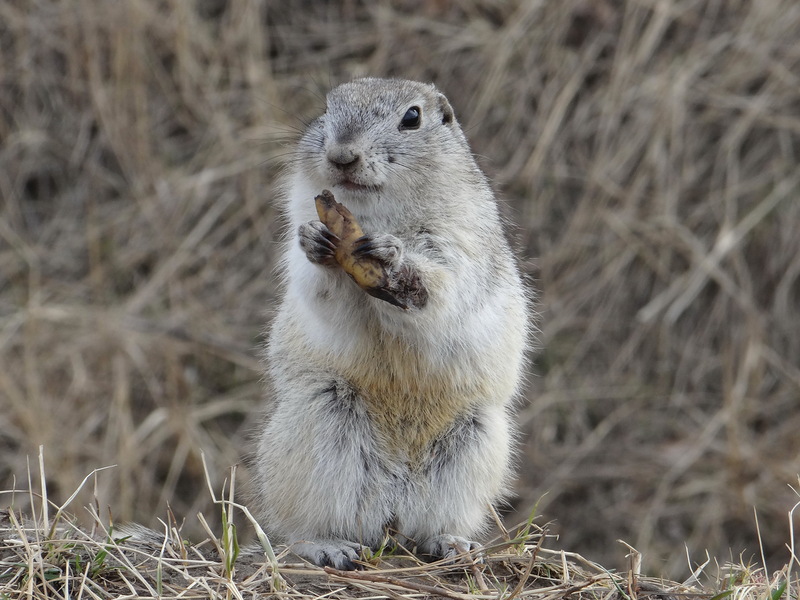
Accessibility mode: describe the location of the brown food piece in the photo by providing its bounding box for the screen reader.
[314,190,399,305]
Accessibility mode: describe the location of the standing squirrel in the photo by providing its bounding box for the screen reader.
[254,78,530,570]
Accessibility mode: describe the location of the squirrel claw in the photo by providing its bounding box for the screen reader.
[291,540,366,571]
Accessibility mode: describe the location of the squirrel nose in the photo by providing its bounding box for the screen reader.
[327,145,361,171]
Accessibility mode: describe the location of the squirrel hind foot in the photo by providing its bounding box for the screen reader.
[290,539,366,571]
[417,534,481,563]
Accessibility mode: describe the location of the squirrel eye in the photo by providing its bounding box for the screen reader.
[399,106,421,130]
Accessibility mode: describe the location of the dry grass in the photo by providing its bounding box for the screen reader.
[1,0,800,584]
[3,460,796,600]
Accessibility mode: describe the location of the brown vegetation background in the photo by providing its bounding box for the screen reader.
[2,0,799,579]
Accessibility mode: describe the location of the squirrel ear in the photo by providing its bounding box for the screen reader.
[437,93,454,125]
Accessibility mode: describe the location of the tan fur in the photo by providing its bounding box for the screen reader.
[332,330,495,457]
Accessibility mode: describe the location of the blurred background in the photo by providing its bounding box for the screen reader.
[2,0,799,580]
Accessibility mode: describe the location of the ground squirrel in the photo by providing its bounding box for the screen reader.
[254,78,530,570]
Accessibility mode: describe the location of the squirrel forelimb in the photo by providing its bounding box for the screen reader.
[314,189,427,310]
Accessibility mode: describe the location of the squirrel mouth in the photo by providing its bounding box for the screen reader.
[337,179,380,193]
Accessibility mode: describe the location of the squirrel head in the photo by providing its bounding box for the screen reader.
[297,78,472,204]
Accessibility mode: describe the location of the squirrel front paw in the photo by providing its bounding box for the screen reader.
[309,191,427,310]
[298,220,339,267]
[351,233,402,269]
